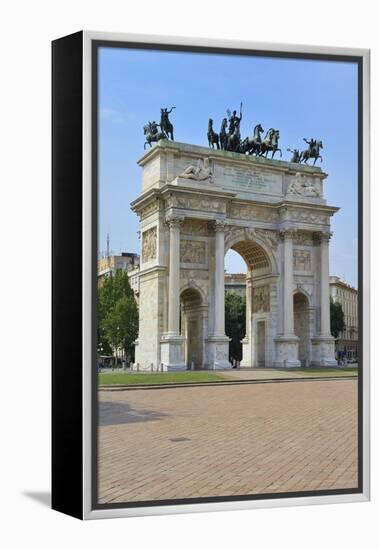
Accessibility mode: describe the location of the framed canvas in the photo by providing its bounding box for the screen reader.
[52,31,370,520]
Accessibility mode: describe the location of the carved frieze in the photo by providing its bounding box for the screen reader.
[141,226,157,262]
[252,285,270,313]
[168,194,225,213]
[140,200,160,219]
[293,249,311,271]
[229,203,279,222]
[180,240,206,264]
[289,209,329,224]
[293,231,314,246]
[181,219,210,236]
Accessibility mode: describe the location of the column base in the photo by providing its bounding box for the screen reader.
[206,335,231,370]
[311,335,337,367]
[160,334,186,371]
[274,335,301,368]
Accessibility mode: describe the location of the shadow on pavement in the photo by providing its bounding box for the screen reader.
[23,491,51,508]
[99,401,169,426]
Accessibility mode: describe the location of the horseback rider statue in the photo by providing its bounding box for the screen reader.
[143,120,167,149]
[300,137,323,165]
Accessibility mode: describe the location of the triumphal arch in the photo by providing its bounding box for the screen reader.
[131,141,338,370]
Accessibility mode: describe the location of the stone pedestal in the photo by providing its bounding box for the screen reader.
[311,336,337,367]
[160,335,186,371]
[206,336,231,370]
[274,336,301,368]
[240,337,252,368]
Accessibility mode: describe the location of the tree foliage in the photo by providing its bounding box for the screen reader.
[225,292,246,362]
[330,299,345,338]
[97,269,138,357]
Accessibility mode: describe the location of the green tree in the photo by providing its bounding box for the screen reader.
[97,269,138,358]
[225,292,246,362]
[103,296,139,359]
[330,299,345,338]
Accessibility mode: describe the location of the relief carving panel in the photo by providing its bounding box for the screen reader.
[252,285,270,313]
[293,249,311,271]
[180,240,206,264]
[141,226,157,262]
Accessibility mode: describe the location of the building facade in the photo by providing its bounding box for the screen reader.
[329,276,358,360]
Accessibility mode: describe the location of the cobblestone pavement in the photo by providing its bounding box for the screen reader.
[98,379,358,504]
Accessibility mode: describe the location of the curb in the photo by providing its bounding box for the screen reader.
[98,375,357,391]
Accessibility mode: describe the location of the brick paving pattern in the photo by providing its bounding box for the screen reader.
[98,379,358,504]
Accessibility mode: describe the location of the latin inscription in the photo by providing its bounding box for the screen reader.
[220,165,282,195]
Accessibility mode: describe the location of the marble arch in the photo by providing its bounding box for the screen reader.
[131,140,339,370]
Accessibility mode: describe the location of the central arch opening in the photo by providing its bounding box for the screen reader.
[225,239,272,367]
[180,288,204,369]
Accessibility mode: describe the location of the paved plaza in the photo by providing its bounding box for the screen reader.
[98,379,358,504]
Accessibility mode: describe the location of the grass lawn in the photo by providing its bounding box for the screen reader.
[98,367,357,385]
[98,371,227,386]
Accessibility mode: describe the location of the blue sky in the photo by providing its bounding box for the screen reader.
[98,47,358,287]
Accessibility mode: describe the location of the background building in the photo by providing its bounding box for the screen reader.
[224,273,246,296]
[329,276,358,360]
[98,235,140,287]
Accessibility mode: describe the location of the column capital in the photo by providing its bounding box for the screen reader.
[279,228,297,241]
[214,219,227,233]
[313,230,333,244]
[165,215,184,229]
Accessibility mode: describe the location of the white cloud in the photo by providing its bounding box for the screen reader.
[99,107,124,124]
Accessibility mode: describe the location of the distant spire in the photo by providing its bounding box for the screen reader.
[106,233,110,258]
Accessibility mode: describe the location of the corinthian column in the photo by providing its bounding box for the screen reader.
[282,229,296,336]
[214,220,226,336]
[167,216,183,335]
[320,231,333,336]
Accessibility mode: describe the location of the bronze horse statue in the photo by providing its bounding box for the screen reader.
[259,128,282,159]
[240,123,264,155]
[207,119,220,149]
[219,118,228,150]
